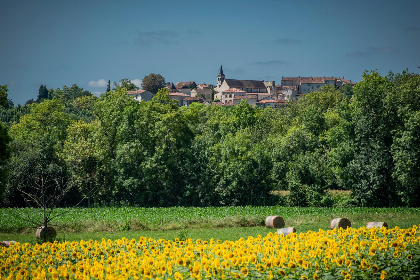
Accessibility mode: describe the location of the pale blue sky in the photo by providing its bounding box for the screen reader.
[1,0,419,105]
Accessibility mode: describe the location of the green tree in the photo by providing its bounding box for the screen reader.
[0,85,8,107]
[152,88,178,108]
[141,73,166,94]
[113,78,138,91]
[106,80,111,92]
[188,82,197,89]
[37,85,49,102]
[0,85,10,202]
[62,120,101,206]
[391,111,420,206]
[6,100,75,238]
[347,71,396,207]
[90,88,139,203]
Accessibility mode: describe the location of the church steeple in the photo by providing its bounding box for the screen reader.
[217,65,225,88]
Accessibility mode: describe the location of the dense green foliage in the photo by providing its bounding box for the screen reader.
[0,70,419,208]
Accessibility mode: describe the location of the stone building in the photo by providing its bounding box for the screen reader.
[281,76,354,95]
[215,65,275,102]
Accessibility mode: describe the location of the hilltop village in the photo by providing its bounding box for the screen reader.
[127,66,355,109]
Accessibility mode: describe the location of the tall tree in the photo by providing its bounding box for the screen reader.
[5,100,76,238]
[0,85,8,106]
[37,85,49,102]
[141,73,166,94]
[106,80,111,92]
[347,71,396,207]
[0,85,10,202]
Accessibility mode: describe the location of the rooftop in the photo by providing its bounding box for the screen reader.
[127,90,147,95]
[225,79,266,89]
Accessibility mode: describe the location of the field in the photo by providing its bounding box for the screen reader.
[1,206,419,244]
[1,207,419,279]
[1,225,419,279]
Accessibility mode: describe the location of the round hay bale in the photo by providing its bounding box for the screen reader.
[366,222,388,229]
[265,216,285,228]
[330,218,351,230]
[0,241,16,248]
[276,227,296,236]
[36,226,57,240]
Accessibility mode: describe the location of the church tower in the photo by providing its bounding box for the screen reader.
[217,65,225,88]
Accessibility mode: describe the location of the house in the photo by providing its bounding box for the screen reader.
[191,88,213,100]
[282,86,298,101]
[169,92,189,106]
[221,88,246,104]
[256,97,287,109]
[232,94,258,107]
[215,65,275,101]
[197,83,214,89]
[183,96,205,107]
[127,90,154,102]
[281,76,355,95]
[175,81,195,95]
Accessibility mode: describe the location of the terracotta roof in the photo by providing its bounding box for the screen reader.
[223,88,246,93]
[225,79,266,89]
[233,95,248,100]
[127,90,147,95]
[257,99,286,104]
[197,84,212,89]
[282,86,297,90]
[282,76,355,85]
[175,81,195,89]
[183,97,203,101]
[300,77,326,84]
[169,92,189,97]
[192,88,212,94]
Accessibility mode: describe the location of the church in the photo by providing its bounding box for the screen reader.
[214,65,276,102]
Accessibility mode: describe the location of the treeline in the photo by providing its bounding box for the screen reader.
[0,70,419,208]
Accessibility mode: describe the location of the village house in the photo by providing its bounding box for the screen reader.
[233,94,258,107]
[183,96,205,107]
[127,89,155,102]
[169,92,189,106]
[191,88,213,101]
[281,76,355,95]
[175,81,195,95]
[256,97,287,109]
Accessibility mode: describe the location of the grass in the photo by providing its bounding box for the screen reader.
[1,206,419,245]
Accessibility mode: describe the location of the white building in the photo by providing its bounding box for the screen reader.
[127,90,154,102]
[215,65,274,102]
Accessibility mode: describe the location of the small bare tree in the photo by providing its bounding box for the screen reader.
[17,157,92,242]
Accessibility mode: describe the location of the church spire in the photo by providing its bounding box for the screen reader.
[217,65,225,88]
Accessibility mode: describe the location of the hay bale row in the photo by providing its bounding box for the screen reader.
[267,215,389,237]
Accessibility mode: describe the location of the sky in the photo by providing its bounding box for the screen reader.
[1,0,419,105]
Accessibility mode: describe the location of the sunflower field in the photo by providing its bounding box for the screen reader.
[1,225,419,280]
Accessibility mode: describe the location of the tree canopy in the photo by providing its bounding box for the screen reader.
[141,73,166,94]
[1,70,420,208]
